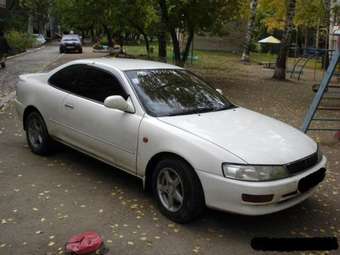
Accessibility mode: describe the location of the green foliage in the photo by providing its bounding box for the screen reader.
[294,0,325,29]
[257,0,287,31]
[257,0,326,32]
[6,31,34,52]
[20,0,52,23]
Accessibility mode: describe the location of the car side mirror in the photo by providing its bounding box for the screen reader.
[216,89,223,95]
[104,96,134,113]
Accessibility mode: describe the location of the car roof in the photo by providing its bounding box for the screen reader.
[69,58,183,71]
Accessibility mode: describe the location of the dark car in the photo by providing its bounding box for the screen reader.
[60,35,83,54]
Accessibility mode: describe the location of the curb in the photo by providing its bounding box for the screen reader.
[6,46,46,61]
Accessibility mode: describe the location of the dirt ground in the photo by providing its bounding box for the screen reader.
[0,47,339,255]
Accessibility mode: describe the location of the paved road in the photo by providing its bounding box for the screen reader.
[0,47,339,255]
[0,46,59,102]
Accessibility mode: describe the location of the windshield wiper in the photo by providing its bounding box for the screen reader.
[163,105,236,117]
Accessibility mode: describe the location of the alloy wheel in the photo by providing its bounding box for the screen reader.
[157,167,184,212]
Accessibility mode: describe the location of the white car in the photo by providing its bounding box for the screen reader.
[15,59,327,223]
[33,34,46,46]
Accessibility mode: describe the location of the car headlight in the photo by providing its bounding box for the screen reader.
[222,163,289,181]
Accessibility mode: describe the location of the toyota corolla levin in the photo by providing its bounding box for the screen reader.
[15,58,327,223]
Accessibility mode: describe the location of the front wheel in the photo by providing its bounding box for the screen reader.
[25,111,54,155]
[152,158,205,223]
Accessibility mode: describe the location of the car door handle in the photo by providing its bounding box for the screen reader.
[64,104,74,109]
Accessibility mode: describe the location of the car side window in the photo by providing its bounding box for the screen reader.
[49,65,127,103]
[74,66,127,103]
[48,64,85,92]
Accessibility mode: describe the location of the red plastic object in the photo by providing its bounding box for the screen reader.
[66,232,103,255]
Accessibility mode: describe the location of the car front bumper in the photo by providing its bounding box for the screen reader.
[60,45,82,51]
[197,156,327,215]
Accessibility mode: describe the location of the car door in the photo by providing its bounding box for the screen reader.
[59,65,142,174]
[46,64,83,137]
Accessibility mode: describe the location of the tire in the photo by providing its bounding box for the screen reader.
[1,62,5,68]
[25,111,54,155]
[152,157,205,223]
[59,48,64,54]
[79,48,83,54]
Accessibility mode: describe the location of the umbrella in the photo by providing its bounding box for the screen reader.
[258,36,281,44]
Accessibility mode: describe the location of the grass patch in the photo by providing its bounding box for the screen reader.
[124,45,324,72]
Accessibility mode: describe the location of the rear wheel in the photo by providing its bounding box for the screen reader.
[152,157,205,223]
[25,111,54,155]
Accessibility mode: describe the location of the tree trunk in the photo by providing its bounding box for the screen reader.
[141,32,150,57]
[304,28,308,49]
[159,0,181,65]
[131,22,150,58]
[158,32,167,62]
[90,28,95,43]
[158,11,167,62]
[273,0,296,80]
[324,0,331,69]
[181,28,194,64]
[315,20,320,49]
[241,0,258,63]
[103,24,113,48]
[170,29,181,66]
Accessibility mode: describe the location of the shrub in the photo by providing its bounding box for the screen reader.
[6,31,34,53]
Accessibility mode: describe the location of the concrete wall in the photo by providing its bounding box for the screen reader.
[193,22,246,53]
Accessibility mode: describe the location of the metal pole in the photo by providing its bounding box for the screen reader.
[301,40,340,132]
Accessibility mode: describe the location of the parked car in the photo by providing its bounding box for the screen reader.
[59,34,82,54]
[33,34,46,46]
[15,59,327,223]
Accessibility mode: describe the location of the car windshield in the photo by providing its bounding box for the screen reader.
[63,38,78,42]
[125,69,234,117]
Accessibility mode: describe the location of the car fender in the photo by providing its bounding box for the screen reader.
[137,115,246,178]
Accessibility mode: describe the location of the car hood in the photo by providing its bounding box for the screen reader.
[158,107,317,165]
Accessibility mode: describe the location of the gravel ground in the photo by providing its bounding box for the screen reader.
[0,47,339,255]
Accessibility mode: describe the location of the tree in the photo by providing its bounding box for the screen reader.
[159,0,242,66]
[273,0,297,80]
[20,0,53,34]
[122,0,158,57]
[241,0,258,62]
[294,0,325,48]
[323,0,331,68]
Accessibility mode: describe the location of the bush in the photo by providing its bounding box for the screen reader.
[6,31,34,53]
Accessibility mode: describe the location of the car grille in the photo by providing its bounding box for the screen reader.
[285,152,319,174]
